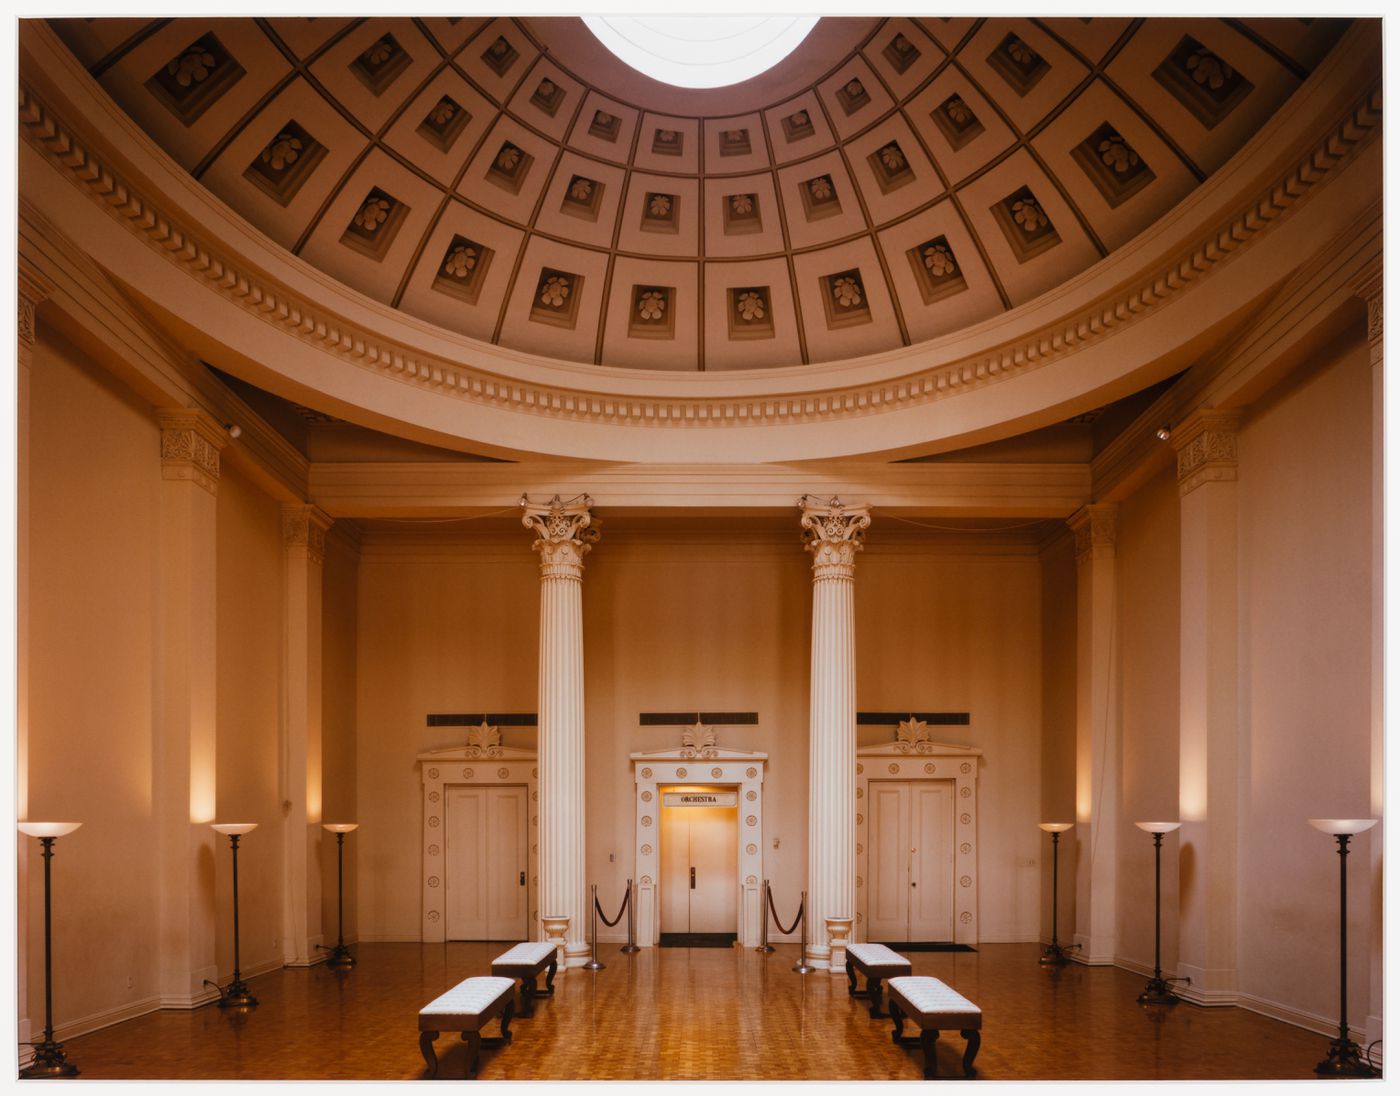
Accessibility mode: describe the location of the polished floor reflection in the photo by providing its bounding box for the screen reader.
[63,942,1325,1081]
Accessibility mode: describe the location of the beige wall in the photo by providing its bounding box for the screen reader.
[1114,465,1181,975]
[214,461,285,979]
[26,330,164,1032]
[352,520,1046,945]
[1236,339,1374,1025]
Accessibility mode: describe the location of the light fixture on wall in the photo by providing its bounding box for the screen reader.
[1155,424,1171,441]
[1134,822,1184,1006]
[207,824,259,1008]
[222,422,242,439]
[1037,822,1074,966]
[1308,819,1380,1077]
[17,822,83,1078]
[320,823,359,971]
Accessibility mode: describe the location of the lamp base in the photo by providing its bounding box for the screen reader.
[1136,977,1180,1006]
[19,1040,79,1079]
[216,979,259,1009]
[1039,943,1071,967]
[324,944,357,971]
[1315,1037,1380,1078]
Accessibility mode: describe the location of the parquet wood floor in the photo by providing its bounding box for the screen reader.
[61,942,1328,1082]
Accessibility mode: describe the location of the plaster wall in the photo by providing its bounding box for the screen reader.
[213,462,285,980]
[1236,338,1374,1028]
[1114,465,1181,975]
[26,329,163,1033]
[352,521,1044,944]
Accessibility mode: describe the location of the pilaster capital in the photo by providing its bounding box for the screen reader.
[1067,503,1118,562]
[280,504,334,564]
[16,262,54,349]
[155,408,228,497]
[1171,409,1242,497]
[799,495,871,580]
[521,494,600,579]
[1349,263,1382,345]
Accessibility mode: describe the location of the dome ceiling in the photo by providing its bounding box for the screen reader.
[50,16,1343,376]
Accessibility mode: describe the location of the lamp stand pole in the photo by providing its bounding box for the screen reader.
[1315,833,1379,1077]
[217,833,258,1008]
[325,831,355,970]
[1137,832,1178,1006]
[1040,831,1069,967]
[19,837,79,1078]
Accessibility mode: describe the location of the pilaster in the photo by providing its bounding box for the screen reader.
[154,407,228,1006]
[1171,410,1242,1004]
[280,504,333,966]
[1066,503,1119,965]
[799,495,870,969]
[16,262,53,1058]
[522,494,600,968]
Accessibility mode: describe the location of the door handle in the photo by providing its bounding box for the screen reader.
[690,866,696,890]
[519,871,526,886]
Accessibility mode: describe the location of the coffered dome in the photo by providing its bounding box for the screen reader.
[47,16,1346,374]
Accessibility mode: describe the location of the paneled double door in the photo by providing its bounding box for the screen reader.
[444,785,528,941]
[866,781,956,943]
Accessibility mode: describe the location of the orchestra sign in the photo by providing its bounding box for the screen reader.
[662,791,738,807]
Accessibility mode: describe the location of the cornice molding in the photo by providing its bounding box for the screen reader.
[14,40,1382,457]
[1171,410,1242,497]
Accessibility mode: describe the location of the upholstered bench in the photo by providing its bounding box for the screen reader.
[886,975,982,1079]
[491,941,559,1017]
[418,976,516,1079]
[845,942,913,1018]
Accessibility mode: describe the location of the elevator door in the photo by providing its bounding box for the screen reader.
[445,785,528,941]
[659,789,738,942]
[867,781,955,942]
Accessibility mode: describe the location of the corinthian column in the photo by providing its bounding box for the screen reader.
[799,495,870,969]
[522,494,600,969]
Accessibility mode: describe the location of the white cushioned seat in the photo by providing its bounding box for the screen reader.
[493,941,557,966]
[419,976,516,1024]
[887,976,981,1028]
[847,942,911,968]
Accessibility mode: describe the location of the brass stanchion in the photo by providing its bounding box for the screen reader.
[755,879,774,953]
[792,890,815,974]
[583,883,606,970]
[621,878,640,953]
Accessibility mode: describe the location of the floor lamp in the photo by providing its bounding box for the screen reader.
[1308,819,1380,1078]
[1134,822,1181,1006]
[18,821,83,1078]
[1038,823,1074,966]
[321,823,358,970]
[210,824,259,1008]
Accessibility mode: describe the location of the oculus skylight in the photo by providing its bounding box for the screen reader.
[582,16,818,89]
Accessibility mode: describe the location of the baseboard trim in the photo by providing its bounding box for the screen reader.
[1237,991,1370,1046]
[55,993,163,1042]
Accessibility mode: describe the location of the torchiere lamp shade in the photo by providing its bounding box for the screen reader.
[322,823,359,833]
[211,823,258,835]
[1135,822,1182,834]
[1308,819,1378,836]
[18,822,83,838]
[1038,823,1074,833]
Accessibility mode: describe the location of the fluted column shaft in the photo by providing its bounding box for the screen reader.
[800,497,870,968]
[523,496,600,969]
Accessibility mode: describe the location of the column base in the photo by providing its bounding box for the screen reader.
[564,941,592,969]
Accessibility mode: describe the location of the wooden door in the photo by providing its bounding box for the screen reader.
[867,780,955,942]
[445,785,528,941]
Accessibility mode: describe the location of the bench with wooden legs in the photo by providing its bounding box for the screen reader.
[490,941,559,1018]
[417,976,516,1079]
[844,942,913,1018]
[886,975,982,1079]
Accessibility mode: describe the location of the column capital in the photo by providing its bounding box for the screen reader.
[156,408,229,497]
[799,495,871,579]
[280,504,334,564]
[1171,409,1241,497]
[16,262,54,349]
[521,494,600,578]
[1067,503,1117,562]
[1349,262,1382,345]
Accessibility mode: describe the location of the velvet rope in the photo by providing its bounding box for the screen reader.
[594,884,630,928]
[767,886,803,937]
